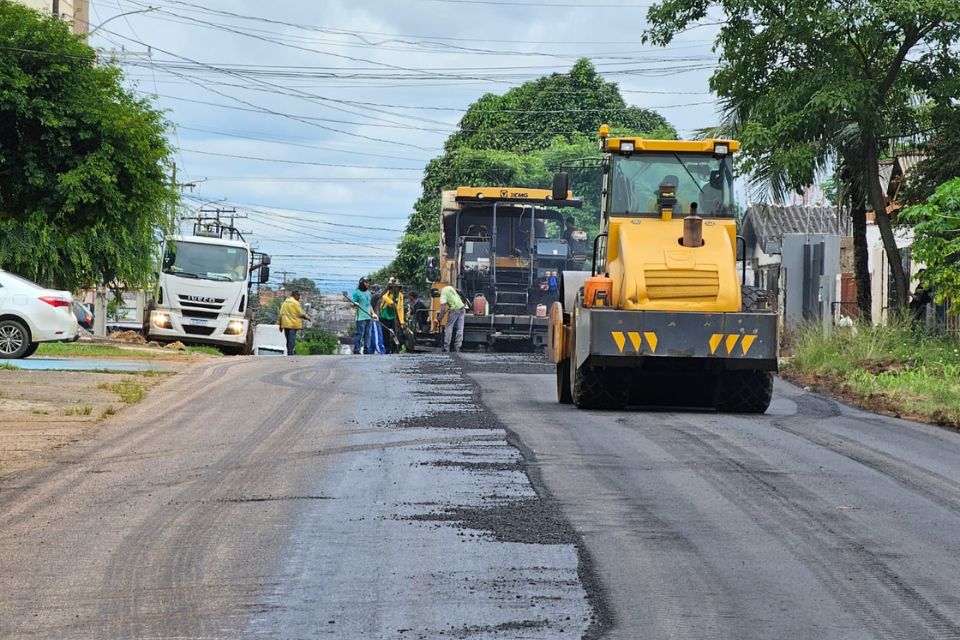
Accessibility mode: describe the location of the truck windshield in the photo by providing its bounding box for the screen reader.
[609,153,734,217]
[162,241,248,282]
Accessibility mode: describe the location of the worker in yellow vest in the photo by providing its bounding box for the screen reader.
[380,277,405,353]
[279,290,309,355]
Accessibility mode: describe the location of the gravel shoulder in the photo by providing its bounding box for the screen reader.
[0,346,207,477]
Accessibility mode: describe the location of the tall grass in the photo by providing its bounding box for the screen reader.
[787,323,960,425]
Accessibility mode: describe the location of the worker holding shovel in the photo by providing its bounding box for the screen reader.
[343,279,401,354]
[349,277,375,354]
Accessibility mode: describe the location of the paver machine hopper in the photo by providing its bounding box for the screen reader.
[423,186,584,351]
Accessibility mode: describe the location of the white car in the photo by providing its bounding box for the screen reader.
[0,269,80,358]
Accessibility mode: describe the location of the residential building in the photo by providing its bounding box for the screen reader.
[741,204,844,336]
[13,0,89,36]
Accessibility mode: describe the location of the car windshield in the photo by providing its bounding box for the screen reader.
[162,241,248,282]
[609,153,734,217]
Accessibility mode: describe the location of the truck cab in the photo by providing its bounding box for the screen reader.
[146,221,269,354]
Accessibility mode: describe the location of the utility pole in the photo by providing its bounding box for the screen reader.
[276,270,293,294]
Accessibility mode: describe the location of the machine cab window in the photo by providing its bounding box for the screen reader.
[608,152,734,218]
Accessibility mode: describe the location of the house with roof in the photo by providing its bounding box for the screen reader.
[742,152,952,335]
[741,204,843,335]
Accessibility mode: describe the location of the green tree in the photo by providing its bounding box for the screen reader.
[255,296,283,324]
[386,60,674,285]
[446,58,673,153]
[0,1,177,290]
[644,0,960,314]
[901,107,960,204]
[283,277,319,295]
[294,326,340,355]
[898,178,960,309]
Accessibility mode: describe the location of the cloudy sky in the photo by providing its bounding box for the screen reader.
[87,0,721,291]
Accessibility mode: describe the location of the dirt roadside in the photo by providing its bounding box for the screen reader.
[781,369,960,430]
[0,347,213,478]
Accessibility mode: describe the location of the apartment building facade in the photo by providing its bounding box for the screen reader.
[14,0,89,36]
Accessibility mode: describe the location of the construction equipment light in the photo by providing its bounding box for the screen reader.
[598,123,610,138]
[714,143,729,155]
[620,141,635,152]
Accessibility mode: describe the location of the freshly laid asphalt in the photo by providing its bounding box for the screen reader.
[1,352,960,639]
[0,355,591,639]
[465,353,960,640]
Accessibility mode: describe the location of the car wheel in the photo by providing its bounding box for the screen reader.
[0,319,31,359]
[23,342,39,358]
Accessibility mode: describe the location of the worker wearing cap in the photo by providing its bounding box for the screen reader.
[279,290,309,356]
[434,284,466,353]
[351,277,375,354]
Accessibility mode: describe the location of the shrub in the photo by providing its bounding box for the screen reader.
[294,327,339,355]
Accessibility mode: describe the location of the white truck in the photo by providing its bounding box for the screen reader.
[144,221,270,354]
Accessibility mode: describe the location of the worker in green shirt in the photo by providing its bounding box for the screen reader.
[432,284,466,352]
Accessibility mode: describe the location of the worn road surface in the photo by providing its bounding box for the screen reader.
[2,353,960,639]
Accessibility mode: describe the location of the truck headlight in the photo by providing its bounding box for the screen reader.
[151,311,172,329]
[225,320,245,335]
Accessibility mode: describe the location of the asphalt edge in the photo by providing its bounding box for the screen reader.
[454,353,615,640]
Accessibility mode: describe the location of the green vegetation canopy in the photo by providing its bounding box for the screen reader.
[0,1,177,290]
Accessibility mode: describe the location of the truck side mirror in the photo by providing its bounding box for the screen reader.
[259,265,270,284]
[425,256,440,283]
[261,255,272,266]
[552,172,569,201]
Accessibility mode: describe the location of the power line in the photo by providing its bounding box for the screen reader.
[173,125,429,162]
[178,148,424,170]
[425,0,648,5]
[196,177,419,183]
[116,0,678,45]
[182,195,412,222]
[97,27,440,151]
[241,208,406,233]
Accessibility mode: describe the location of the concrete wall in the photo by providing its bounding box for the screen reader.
[16,0,54,13]
[12,0,87,35]
[867,225,918,325]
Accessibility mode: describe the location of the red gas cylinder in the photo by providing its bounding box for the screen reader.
[583,274,614,307]
[473,293,488,315]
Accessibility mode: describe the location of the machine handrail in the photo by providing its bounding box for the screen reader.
[591,233,608,276]
[736,235,747,284]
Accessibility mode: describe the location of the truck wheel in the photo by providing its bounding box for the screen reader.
[557,358,572,404]
[742,285,773,312]
[716,370,774,414]
[572,365,629,410]
[0,319,31,359]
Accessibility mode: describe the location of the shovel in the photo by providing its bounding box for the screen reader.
[341,291,401,349]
